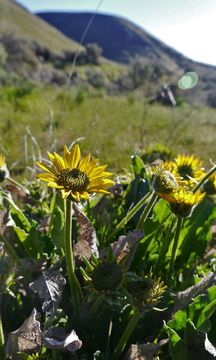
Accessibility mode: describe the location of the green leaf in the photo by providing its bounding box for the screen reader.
[168,309,188,331]
[207,286,216,301]
[153,198,171,223]
[131,155,145,176]
[197,299,216,332]
[51,206,65,255]
[14,220,44,258]
[178,198,216,265]
[4,192,31,231]
[164,322,188,360]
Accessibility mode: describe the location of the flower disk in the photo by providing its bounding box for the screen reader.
[91,261,123,291]
[172,154,205,187]
[36,144,114,201]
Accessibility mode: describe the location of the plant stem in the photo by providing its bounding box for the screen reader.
[113,309,140,360]
[136,191,158,230]
[88,295,105,319]
[193,164,216,193]
[7,176,27,192]
[52,349,60,360]
[168,216,183,278]
[65,200,83,321]
[0,297,5,360]
[110,191,151,237]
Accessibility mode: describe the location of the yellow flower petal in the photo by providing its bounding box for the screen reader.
[80,192,90,200]
[63,145,71,167]
[90,171,113,181]
[72,191,80,201]
[88,179,114,189]
[61,190,71,199]
[89,189,110,194]
[47,152,55,161]
[36,162,56,175]
[48,181,63,189]
[88,165,107,177]
[78,154,91,172]
[68,144,81,168]
[84,158,100,174]
[52,152,65,171]
[37,173,55,182]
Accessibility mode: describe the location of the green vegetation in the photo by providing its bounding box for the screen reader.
[0,3,215,360]
[0,85,215,173]
[0,148,215,359]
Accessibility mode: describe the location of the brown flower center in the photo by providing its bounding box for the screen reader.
[178,164,194,180]
[57,168,89,192]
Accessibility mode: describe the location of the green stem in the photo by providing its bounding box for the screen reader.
[52,349,60,360]
[0,297,5,360]
[136,191,158,230]
[113,309,140,360]
[168,216,183,277]
[7,176,27,192]
[88,295,105,319]
[65,200,83,321]
[110,191,151,237]
[193,164,216,193]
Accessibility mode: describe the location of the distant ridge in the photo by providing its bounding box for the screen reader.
[37,12,184,68]
[37,11,216,105]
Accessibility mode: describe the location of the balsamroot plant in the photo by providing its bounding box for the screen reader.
[0,147,215,360]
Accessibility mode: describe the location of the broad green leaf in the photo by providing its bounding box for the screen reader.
[168,309,188,331]
[4,192,31,231]
[51,206,65,255]
[14,220,44,258]
[164,322,188,360]
[197,299,216,332]
[131,154,145,176]
[207,286,216,301]
[178,198,216,265]
[153,198,171,223]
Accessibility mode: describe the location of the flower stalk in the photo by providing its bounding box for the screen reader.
[136,191,158,230]
[65,199,83,320]
[111,191,151,237]
[192,164,216,193]
[168,216,183,278]
[113,309,140,360]
[7,176,27,192]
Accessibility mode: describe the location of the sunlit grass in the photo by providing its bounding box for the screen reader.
[0,85,215,172]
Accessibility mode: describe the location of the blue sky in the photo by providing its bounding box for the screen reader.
[16,0,216,66]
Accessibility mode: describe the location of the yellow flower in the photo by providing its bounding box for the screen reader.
[172,154,205,187]
[161,188,205,217]
[0,154,9,182]
[37,144,114,201]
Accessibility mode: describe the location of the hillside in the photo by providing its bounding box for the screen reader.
[0,0,81,55]
[38,11,216,105]
[37,12,182,70]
